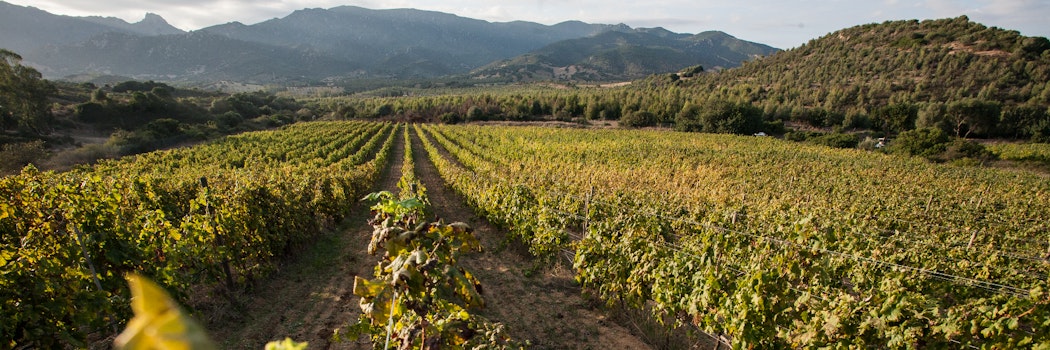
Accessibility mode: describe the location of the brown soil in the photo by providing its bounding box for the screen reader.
[206,125,652,349]
[410,128,650,349]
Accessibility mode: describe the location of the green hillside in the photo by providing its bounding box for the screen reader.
[659,16,1050,139]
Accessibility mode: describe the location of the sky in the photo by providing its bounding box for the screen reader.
[5,0,1049,49]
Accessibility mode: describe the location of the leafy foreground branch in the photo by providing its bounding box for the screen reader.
[344,190,522,349]
[113,273,306,350]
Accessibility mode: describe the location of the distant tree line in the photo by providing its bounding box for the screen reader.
[0,48,312,174]
[321,16,1049,145]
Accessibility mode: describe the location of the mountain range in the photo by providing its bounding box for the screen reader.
[472,28,777,81]
[0,1,777,84]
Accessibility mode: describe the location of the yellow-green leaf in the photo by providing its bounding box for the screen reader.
[114,273,216,350]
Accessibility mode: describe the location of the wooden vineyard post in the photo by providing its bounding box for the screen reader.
[923,194,934,215]
[583,185,593,239]
[201,176,235,293]
[967,193,985,251]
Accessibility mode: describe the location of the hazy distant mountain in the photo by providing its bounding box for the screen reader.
[28,31,359,82]
[471,29,779,81]
[80,13,184,36]
[0,2,183,55]
[197,6,628,76]
[0,1,777,84]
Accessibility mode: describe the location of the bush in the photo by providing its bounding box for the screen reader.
[675,100,763,134]
[621,110,657,128]
[888,127,951,157]
[466,106,486,122]
[0,140,47,175]
[939,139,996,162]
[785,131,860,149]
[784,131,817,142]
[439,112,462,124]
[808,133,860,148]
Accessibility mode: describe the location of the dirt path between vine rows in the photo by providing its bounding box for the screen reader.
[207,126,651,349]
[409,129,650,349]
[206,130,406,349]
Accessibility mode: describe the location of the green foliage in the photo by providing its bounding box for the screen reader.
[988,142,1050,170]
[785,131,860,149]
[872,103,919,133]
[439,112,462,124]
[111,81,175,94]
[310,15,1049,138]
[999,105,1050,141]
[940,138,996,163]
[374,103,395,118]
[888,127,952,157]
[349,187,521,349]
[946,98,1002,138]
[620,110,657,128]
[416,123,1050,348]
[648,16,1050,138]
[675,100,763,134]
[679,65,705,77]
[0,49,56,134]
[0,122,397,347]
[59,86,307,162]
[0,140,48,174]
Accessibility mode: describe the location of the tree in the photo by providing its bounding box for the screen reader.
[466,105,485,121]
[872,103,918,134]
[0,49,55,134]
[946,98,1001,138]
[674,103,703,132]
[999,104,1049,139]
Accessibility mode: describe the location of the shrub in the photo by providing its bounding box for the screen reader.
[0,140,47,174]
[808,133,860,149]
[675,100,763,134]
[785,131,860,149]
[888,127,951,157]
[939,139,996,162]
[621,110,657,128]
[439,112,463,124]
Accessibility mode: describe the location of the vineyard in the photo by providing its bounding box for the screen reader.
[0,121,397,347]
[2,120,1049,348]
[413,123,1050,348]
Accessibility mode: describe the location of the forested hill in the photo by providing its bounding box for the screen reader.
[656,16,1050,139]
[470,29,777,81]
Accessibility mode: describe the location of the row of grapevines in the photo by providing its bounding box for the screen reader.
[398,123,427,206]
[416,124,1050,348]
[338,125,519,348]
[0,121,397,347]
[988,142,1050,164]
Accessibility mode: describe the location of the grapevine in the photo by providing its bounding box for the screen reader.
[416,123,1050,348]
[0,121,396,347]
